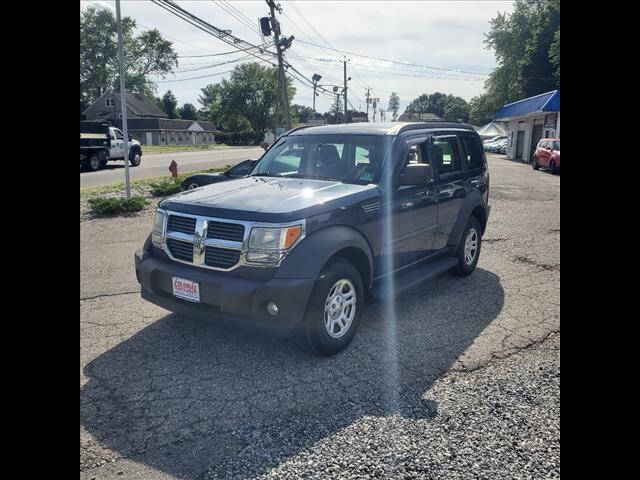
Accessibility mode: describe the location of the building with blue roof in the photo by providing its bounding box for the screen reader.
[493,90,559,162]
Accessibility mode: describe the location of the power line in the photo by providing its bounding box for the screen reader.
[178,42,275,58]
[211,0,261,37]
[173,54,252,73]
[296,39,490,77]
[150,0,279,69]
[152,69,234,83]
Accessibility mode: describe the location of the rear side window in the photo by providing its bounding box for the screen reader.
[460,135,483,170]
[431,136,462,174]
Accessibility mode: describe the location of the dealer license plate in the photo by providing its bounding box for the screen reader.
[172,276,200,303]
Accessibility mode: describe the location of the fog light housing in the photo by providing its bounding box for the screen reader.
[266,301,279,316]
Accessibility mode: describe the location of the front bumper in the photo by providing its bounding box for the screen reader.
[135,248,316,336]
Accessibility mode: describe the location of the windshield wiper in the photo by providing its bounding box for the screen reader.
[251,173,284,178]
[286,173,344,182]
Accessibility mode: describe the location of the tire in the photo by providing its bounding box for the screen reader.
[451,216,482,276]
[129,150,141,167]
[187,182,201,190]
[88,154,100,172]
[300,258,364,356]
[549,160,558,175]
[532,156,539,170]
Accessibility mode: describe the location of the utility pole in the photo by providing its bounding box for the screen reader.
[312,74,321,119]
[365,87,371,121]
[343,58,348,123]
[115,0,130,198]
[266,0,291,129]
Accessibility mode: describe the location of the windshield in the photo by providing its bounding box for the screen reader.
[251,134,388,184]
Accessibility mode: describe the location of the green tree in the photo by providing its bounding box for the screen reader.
[549,30,560,80]
[178,103,198,120]
[291,104,315,124]
[161,91,179,119]
[442,96,470,123]
[468,93,501,126]
[330,95,344,123]
[387,92,400,121]
[210,63,295,134]
[484,0,559,106]
[80,5,178,107]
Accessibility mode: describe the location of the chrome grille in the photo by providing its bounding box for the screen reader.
[207,221,245,242]
[166,238,193,262]
[167,215,196,235]
[205,247,242,269]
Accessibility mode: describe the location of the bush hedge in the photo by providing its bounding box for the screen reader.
[148,178,183,197]
[215,131,264,146]
[88,196,148,216]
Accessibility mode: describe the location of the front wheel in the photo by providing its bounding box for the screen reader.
[129,150,141,167]
[532,156,539,170]
[300,258,364,356]
[451,216,482,276]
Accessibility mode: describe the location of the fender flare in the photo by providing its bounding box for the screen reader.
[447,191,488,247]
[274,225,374,287]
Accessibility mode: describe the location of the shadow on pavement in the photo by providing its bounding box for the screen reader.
[81,268,504,479]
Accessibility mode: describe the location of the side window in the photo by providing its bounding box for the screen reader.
[400,142,429,173]
[114,129,123,140]
[355,146,370,164]
[431,136,462,174]
[460,136,483,170]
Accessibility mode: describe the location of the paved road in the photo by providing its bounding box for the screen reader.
[80,147,265,189]
[80,154,560,480]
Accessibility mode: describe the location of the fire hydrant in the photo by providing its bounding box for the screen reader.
[169,160,178,178]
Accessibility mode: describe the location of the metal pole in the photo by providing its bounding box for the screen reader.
[115,0,130,198]
[267,1,291,129]
[343,59,348,123]
[365,87,370,121]
[312,83,316,117]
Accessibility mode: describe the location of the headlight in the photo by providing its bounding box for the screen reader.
[246,225,303,263]
[152,209,165,247]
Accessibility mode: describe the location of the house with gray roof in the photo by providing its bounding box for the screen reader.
[82,89,217,146]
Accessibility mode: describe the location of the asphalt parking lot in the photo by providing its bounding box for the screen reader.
[80,154,560,480]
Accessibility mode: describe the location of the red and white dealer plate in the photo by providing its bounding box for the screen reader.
[172,276,200,303]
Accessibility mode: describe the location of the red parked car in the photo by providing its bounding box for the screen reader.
[532,138,560,174]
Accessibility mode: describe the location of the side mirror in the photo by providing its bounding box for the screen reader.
[398,164,433,186]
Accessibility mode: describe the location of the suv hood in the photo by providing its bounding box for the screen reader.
[160,176,379,223]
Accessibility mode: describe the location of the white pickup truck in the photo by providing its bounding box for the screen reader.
[80,122,142,171]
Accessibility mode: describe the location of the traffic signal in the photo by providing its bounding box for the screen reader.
[260,17,272,36]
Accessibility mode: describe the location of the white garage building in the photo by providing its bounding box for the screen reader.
[493,90,560,162]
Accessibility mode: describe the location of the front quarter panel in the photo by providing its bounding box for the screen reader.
[274,225,374,287]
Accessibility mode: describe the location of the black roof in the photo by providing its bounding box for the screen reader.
[288,121,475,136]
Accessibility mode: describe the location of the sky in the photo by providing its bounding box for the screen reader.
[81,0,515,115]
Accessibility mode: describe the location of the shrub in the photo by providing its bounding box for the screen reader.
[148,178,183,197]
[88,195,148,216]
[215,131,263,146]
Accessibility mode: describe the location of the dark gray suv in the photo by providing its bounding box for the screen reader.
[135,122,491,355]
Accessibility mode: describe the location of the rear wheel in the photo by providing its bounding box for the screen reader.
[451,216,482,276]
[532,156,539,170]
[88,154,100,172]
[300,258,364,356]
